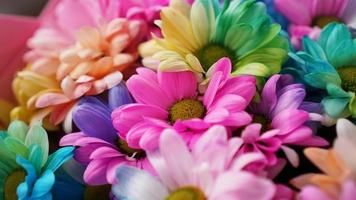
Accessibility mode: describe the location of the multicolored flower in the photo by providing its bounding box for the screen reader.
[112,58,256,150]
[237,74,328,167]
[0,120,74,199]
[60,83,152,185]
[141,0,288,78]
[275,0,356,48]
[14,0,148,129]
[113,126,276,200]
[286,23,356,119]
[291,119,356,199]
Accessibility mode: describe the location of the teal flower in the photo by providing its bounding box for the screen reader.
[286,23,356,119]
[0,121,74,200]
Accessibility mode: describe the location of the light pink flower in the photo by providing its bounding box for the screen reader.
[275,0,355,49]
[299,180,356,200]
[112,58,256,150]
[113,126,276,200]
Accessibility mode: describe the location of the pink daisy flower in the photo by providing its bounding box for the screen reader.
[113,126,276,200]
[112,58,256,150]
[237,74,328,167]
[275,0,356,48]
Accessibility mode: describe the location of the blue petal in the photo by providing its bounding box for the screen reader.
[72,98,117,143]
[16,156,37,199]
[329,39,356,67]
[44,147,74,172]
[113,165,169,200]
[108,82,134,110]
[31,170,55,199]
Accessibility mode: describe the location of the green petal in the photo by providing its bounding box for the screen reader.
[329,39,356,67]
[304,72,341,89]
[302,37,327,61]
[322,97,350,118]
[7,121,28,142]
[4,137,29,158]
[28,145,43,174]
[24,122,49,167]
[232,63,270,77]
[224,24,253,51]
[349,94,356,118]
[326,83,351,98]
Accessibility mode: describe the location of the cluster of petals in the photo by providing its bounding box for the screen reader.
[112,58,256,150]
[113,126,276,200]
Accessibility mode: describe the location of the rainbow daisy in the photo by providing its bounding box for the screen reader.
[141,0,289,78]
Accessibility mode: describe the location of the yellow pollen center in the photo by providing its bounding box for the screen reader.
[166,186,206,200]
[84,185,111,200]
[4,170,26,200]
[196,44,235,71]
[116,139,146,159]
[313,16,343,28]
[337,66,356,93]
[169,99,205,123]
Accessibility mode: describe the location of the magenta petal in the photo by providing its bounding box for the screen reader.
[158,70,197,100]
[90,146,122,160]
[127,73,174,109]
[271,109,309,135]
[203,71,223,108]
[74,143,107,165]
[112,103,168,138]
[84,158,111,185]
[241,124,262,143]
[298,186,332,200]
[60,132,86,146]
[216,76,256,104]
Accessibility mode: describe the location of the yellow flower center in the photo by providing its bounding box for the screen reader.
[4,170,26,200]
[313,16,343,28]
[166,186,206,200]
[169,99,206,123]
[116,139,146,159]
[337,66,356,93]
[84,185,111,200]
[196,44,235,71]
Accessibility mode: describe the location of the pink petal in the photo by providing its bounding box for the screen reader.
[36,93,71,108]
[90,146,121,159]
[275,0,312,25]
[84,158,111,185]
[271,109,309,135]
[158,70,197,101]
[127,72,174,109]
[241,124,262,143]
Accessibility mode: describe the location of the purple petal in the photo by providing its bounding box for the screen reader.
[73,99,118,143]
[108,82,134,110]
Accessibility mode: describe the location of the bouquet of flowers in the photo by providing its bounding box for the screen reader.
[0,0,355,199]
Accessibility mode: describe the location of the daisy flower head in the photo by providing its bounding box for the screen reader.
[292,119,356,199]
[113,126,276,200]
[112,58,256,150]
[287,23,356,119]
[15,0,147,129]
[141,0,289,79]
[60,83,152,186]
[0,120,74,200]
[238,74,328,167]
[275,0,356,49]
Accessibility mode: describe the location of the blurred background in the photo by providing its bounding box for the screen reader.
[0,0,48,16]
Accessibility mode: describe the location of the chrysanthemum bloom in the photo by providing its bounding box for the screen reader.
[0,120,74,199]
[291,119,356,199]
[11,68,62,130]
[112,58,256,150]
[113,126,276,200]
[275,0,356,49]
[60,84,152,185]
[15,0,146,129]
[286,23,356,119]
[140,0,288,78]
[237,74,328,167]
